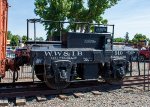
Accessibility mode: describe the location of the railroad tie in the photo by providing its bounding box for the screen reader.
[73,93,84,98]
[0,98,8,106]
[16,97,26,106]
[91,91,102,95]
[58,95,69,100]
[36,95,47,102]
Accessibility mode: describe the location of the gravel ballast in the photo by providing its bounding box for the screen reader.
[22,86,150,107]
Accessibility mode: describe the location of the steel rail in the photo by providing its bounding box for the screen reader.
[0,75,150,98]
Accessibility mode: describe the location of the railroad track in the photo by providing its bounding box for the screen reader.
[0,75,150,106]
[0,76,149,98]
[123,75,150,86]
[0,81,114,98]
[0,81,117,106]
[0,80,123,106]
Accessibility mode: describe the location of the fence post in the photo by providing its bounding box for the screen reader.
[143,60,146,91]
[130,62,132,76]
[148,59,150,91]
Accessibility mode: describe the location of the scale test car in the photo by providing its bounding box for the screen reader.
[14,19,137,89]
[1,19,139,89]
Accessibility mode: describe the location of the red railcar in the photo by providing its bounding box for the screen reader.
[0,0,8,79]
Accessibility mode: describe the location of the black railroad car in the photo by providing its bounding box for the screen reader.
[18,19,139,89]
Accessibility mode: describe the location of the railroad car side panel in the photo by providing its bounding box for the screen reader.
[0,0,8,79]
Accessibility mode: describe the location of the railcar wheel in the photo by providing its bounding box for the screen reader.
[101,72,123,84]
[100,63,124,84]
[44,77,70,89]
[34,65,44,81]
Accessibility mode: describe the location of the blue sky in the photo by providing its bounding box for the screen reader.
[8,0,150,39]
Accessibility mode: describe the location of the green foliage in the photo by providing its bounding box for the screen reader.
[125,32,129,43]
[10,35,19,46]
[114,33,149,45]
[22,35,27,43]
[7,31,13,40]
[114,37,125,42]
[34,0,72,36]
[147,38,150,45]
[128,40,133,44]
[8,32,29,46]
[35,37,44,41]
[132,33,148,44]
[34,0,120,39]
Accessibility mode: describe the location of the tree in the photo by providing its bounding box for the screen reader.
[35,37,44,41]
[132,33,148,44]
[39,37,44,41]
[114,37,125,42]
[10,35,20,46]
[68,0,118,25]
[34,0,72,36]
[7,31,13,40]
[132,33,150,48]
[34,0,120,39]
[148,38,150,45]
[125,32,129,43]
[22,35,27,43]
